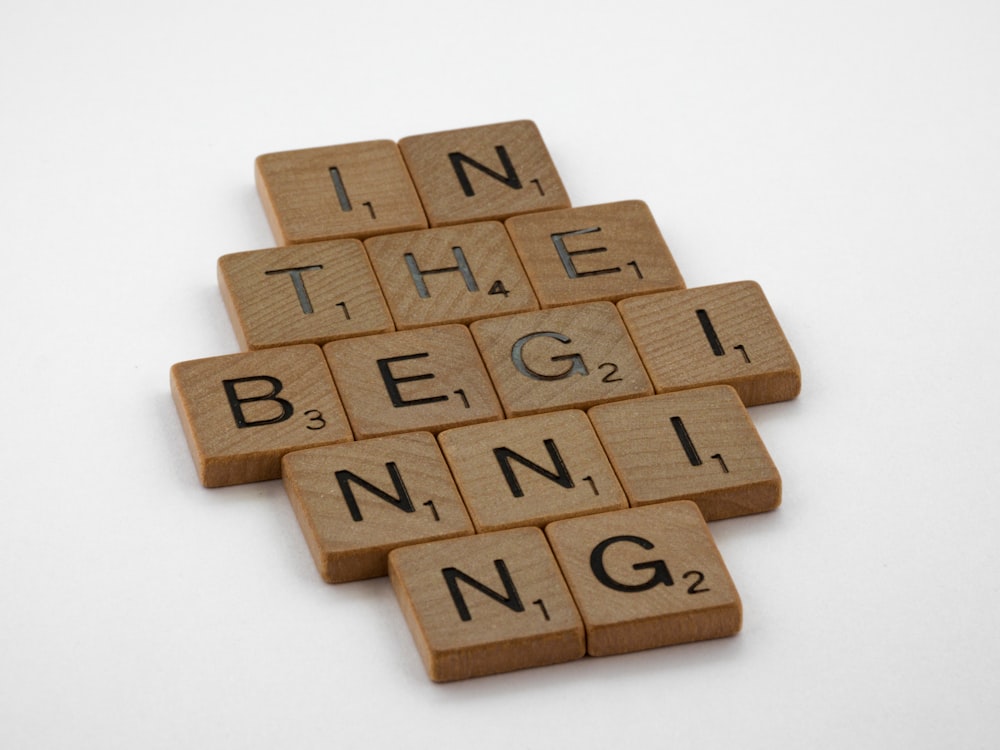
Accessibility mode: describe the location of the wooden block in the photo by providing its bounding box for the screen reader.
[469,301,653,418]
[322,325,503,439]
[587,386,780,520]
[545,502,742,657]
[217,240,394,351]
[438,410,627,533]
[255,140,427,245]
[398,120,570,227]
[388,527,585,681]
[170,344,353,487]
[364,221,538,330]
[505,200,685,308]
[618,280,801,406]
[282,432,474,583]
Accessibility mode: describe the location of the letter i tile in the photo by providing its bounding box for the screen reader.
[388,527,585,682]
[587,385,780,520]
[618,280,801,406]
[545,502,742,657]
[170,344,353,487]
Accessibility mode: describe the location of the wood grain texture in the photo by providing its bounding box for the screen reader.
[398,120,570,227]
[545,502,742,657]
[364,221,538,330]
[618,280,801,406]
[437,410,627,533]
[255,140,427,245]
[282,432,474,583]
[218,240,394,350]
[322,324,503,439]
[170,344,353,487]
[470,301,653,417]
[388,527,585,682]
[587,385,781,520]
[505,200,685,308]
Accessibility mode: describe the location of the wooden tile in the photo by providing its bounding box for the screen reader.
[545,502,742,657]
[364,221,538,330]
[438,410,627,533]
[218,240,394,351]
[170,344,353,487]
[505,200,685,308]
[587,386,780,520]
[618,280,801,406]
[282,432,474,583]
[469,301,653,418]
[322,325,503,439]
[255,140,427,245]
[388,527,585,681]
[398,120,570,227]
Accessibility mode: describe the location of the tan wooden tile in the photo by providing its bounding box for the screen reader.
[469,301,653,418]
[618,280,801,406]
[545,502,742,657]
[505,200,685,308]
[255,140,427,245]
[282,432,474,583]
[587,386,780,520]
[170,344,353,487]
[218,240,394,351]
[388,527,585,681]
[364,221,538,330]
[322,325,503,440]
[438,410,627,533]
[398,120,570,227]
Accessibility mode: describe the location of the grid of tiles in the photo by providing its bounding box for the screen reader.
[170,120,801,681]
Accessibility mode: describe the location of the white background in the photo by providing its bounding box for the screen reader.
[2,2,998,747]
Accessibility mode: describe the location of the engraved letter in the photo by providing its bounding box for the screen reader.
[589,535,674,593]
[335,462,416,522]
[442,559,525,622]
[511,331,588,381]
[376,353,449,408]
[222,376,294,428]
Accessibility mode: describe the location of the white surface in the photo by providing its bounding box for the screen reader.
[2,2,998,747]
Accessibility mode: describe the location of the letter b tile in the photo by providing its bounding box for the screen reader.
[545,502,742,657]
[170,344,353,487]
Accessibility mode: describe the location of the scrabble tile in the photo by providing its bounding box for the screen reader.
[364,221,538,330]
[170,344,353,487]
[505,200,685,308]
[438,410,627,533]
[587,386,780,520]
[469,301,653,418]
[545,502,742,657]
[323,325,503,439]
[255,140,427,245]
[398,120,570,227]
[282,432,474,583]
[388,527,585,681]
[617,280,801,406]
[218,240,394,351]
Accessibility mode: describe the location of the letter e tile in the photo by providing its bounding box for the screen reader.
[545,502,741,657]
[170,344,353,487]
[282,432,474,583]
[505,200,685,308]
[323,325,503,439]
[388,527,585,681]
